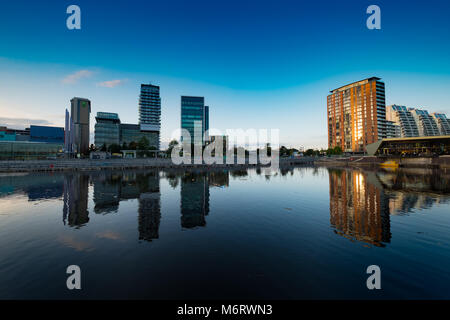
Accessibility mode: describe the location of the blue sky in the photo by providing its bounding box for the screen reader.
[1,0,450,148]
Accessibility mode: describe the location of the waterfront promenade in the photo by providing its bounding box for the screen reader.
[0,157,316,173]
[1,156,450,173]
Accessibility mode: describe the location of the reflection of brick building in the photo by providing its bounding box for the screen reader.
[328,169,391,246]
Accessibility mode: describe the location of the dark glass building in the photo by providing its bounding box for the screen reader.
[30,125,64,144]
[120,123,159,148]
[94,112,121,149]
[181,96,209,145]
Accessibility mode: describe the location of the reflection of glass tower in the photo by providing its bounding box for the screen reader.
[92,173,121,214]
[91,171,162,241]
[138,173,161,241]
[328,169,391,246]
[180,172,210,228]
[63,174,90,227]
[208,171,229,188]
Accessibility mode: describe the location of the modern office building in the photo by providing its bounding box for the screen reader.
[139,84,161,149]
[327,77,386,153]
[0,127,16,141]
[386,105,420,137]
[120,123,159,148]
[94,112,121,149]
[410,109,440,137]
[0,127,30,141]
[431,113,450,135]
[0,125,64,160]
[367,135,450,156]
[204,105,209,142]
[1,126,63,143]
[30,125,65,143]
[181,96,209,145]
[0,141,63,160]
[70,97,91,156]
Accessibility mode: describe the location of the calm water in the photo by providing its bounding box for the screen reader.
[0,166,449,299]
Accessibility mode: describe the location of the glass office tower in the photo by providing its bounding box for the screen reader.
[94,112,121,149]
[139,84,161,149]
[181,96,209,145]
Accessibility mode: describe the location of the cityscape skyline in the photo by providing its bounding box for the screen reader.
[1,0,450,149]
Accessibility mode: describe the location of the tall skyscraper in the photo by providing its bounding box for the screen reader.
[327,77,386,153]
[64,109,72,154]
[139,84,161,149]
[181,96,209,145]
[70,97,91,156]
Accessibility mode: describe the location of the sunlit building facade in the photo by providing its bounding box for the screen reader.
[327,77,386,153]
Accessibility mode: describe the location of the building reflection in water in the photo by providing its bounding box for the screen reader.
[328,167,450,246]
[180,170,230,229]
[63,173,90,228]
[137,173,161,241]
[328,169,391,247]
[91,171,161,241]
[377,168,450,215]
[180,172,210,228]
[0,173,63,201]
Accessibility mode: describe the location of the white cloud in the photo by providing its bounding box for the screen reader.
[96,79,127,88]
[62,70,94,84]
[0,117,52,129]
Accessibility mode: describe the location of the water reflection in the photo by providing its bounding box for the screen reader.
[180,172,209,228]
[63,173,90,227]
[0,173,63,200]
[328,167,450,246]
[328,169,391,246]
[92,172,161,241]
[1,167,449,247]
[1,170,231,240]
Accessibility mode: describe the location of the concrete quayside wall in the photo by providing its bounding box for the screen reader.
[0,157,316,173]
